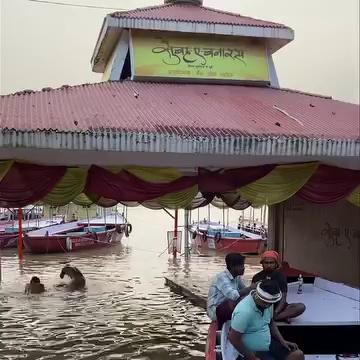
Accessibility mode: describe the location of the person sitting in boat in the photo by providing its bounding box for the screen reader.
[229,279,304,360]
[25,276,45,294]
[59,265,86,290]
[252,251,305,323]
[207,253,256,329]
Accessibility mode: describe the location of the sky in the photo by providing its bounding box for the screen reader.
[0,0,359,103]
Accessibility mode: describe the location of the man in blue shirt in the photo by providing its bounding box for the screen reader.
[207,253,255,329]
[229,279,304,360]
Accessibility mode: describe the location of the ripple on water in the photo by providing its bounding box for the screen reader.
[0,207,261,359]
[0,246,213,360]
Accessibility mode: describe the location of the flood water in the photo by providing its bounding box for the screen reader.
[0,207,262,360]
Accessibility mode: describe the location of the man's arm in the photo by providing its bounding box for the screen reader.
[218,275,241,301]
[274,292,287,314]
[236,278,257,299]
[275,272,289,314]
[228,328,258,360]
[270,320,298,350]
[270,320,287,345]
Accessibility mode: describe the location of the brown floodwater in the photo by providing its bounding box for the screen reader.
[0,207,262,360]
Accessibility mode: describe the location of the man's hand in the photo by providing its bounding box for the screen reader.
[283,341,299,351]
[250,281,259,290]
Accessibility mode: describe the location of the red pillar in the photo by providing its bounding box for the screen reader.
[18,208,23,260]
[173,209,178,258]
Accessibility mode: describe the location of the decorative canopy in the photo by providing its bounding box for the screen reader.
[0,161,358,209]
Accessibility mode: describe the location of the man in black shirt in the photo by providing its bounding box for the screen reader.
[252,251,306,322]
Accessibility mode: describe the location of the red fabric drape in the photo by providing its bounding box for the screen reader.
[0,163,66,208]
[297,165,360,204]
[198,165,275,193]
[85,166,198,202]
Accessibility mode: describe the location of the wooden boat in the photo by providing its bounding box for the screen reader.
[0,217,64,249]
[190,221,266,254]
[23,214,131,254]
[205,271,360,359]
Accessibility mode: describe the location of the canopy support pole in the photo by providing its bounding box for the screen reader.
[18,208,24,260]
[184,209,190,260]
[173,209,178,258]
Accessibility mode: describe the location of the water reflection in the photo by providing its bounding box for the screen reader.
[0,207,261,359]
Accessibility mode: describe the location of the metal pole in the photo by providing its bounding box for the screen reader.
[208,205,211,223]
[264,206,267,225]
[173,209,178,258]
[0,257,2,284]
[18,208,24,260]
[184,209,190,260]
[86,207,90,228]
[222,205,225,229]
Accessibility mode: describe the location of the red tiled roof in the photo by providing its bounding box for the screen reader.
[0,81,358,140]
[110,3,289,29]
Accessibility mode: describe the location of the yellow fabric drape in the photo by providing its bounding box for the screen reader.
[42,168,87,206]
[143,186,198,209]
[347,186,360,207]
[239,163,319,206]
[0,160,13,182]
[125,166,182,183]
[104,166,182,182]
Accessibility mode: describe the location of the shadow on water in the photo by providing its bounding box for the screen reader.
[0,207,262,359]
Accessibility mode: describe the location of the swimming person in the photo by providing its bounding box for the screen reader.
[59,265,86,290]
[25,276,45,294]
[229,279,304,360]
[207,253,256,329]
[252,251,305,322]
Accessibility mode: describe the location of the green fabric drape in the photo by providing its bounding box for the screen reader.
[0,160,13,182]
[42,168,87,206]
[239,163,319,206]
[143,186,198,209]
[347,186,360,207]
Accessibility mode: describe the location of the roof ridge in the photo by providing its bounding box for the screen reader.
[200,5,287,27]
[110,3,173,16]
[0,82,109,98]
[272,87,333,100]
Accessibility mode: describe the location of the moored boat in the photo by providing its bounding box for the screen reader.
[190,221,266,254]
[0,217,64,249]
[24,214,132,254]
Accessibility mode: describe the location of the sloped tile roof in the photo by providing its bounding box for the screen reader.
[110,3,289,29]
[0,81,358,140]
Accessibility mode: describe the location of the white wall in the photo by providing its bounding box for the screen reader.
[282,196,360,287]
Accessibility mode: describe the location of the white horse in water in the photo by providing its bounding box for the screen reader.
[58,265,86,290]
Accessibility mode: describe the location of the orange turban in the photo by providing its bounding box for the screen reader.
[261,250,280,265]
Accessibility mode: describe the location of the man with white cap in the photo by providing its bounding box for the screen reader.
[229,279,304,360]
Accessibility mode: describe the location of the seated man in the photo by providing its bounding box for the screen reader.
[59,265,86,290]
[229,280,304,360]
[252,251,305,322]
[207,253,255,329]
[25,276,45,294]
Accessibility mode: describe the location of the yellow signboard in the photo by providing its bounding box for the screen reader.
[131,31,269,82]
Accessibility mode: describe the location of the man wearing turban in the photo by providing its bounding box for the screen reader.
[251,251,305,322]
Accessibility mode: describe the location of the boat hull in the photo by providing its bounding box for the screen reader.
[24,228,124,254]
[0,233,18,249]
[193,233,266,254]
